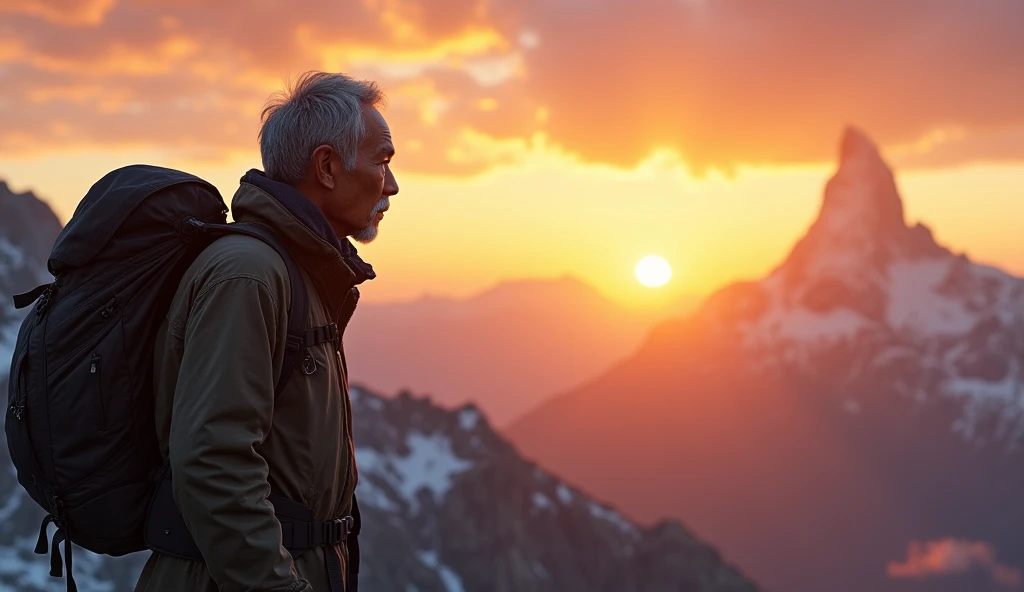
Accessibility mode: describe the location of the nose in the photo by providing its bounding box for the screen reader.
[384,165,399,197]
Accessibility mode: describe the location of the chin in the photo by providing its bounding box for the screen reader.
[351,223,379,244]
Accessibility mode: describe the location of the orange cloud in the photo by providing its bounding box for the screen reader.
[887,538,1022,588]
[508,0,1024,171]
[0,0,115,26]
[0,0,1022,173]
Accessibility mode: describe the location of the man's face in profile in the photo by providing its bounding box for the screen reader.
[324,103,399,243]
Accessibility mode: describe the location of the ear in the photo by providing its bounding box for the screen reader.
[311,144,336,190]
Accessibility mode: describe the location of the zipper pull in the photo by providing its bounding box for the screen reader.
[35,282,57,317]
[90,353,100,374]
[100,296,119,318]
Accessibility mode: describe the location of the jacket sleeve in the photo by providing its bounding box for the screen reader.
[167,273,309,592]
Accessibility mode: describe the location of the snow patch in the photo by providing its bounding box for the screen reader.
[347,449,401,512]
[349,388,385,410]
[887,259,977,335]
[943,353,1024,445]
[0,238,27,277]
[532,492,554,511]
[417,551,465,592]
[945,375,1022,405]
[355,432,474,513]
[457,408,480,431]
[0,312,21,382]
[587,502,640,537]
[556,484,573,504]
[743,305,866,345]
[363,396,385,411]
[0,485,23,525]
[737,273,868,346]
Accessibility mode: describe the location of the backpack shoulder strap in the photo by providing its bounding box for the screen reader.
[190,219,309,398]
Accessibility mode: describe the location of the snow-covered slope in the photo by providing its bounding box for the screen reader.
[705,127,1024,445]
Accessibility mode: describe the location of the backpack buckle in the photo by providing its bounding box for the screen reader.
[176,216,208,243]
[323,516,354,544]
[285,335,304,353]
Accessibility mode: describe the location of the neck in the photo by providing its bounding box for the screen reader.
[292,181,348,239]
[293,179,326,209]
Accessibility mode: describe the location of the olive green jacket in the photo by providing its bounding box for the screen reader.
[134,173,371,592]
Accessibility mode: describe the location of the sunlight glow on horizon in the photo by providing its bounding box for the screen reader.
[4,140,1024,312]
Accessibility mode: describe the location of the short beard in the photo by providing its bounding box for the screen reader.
[351,197,390,244]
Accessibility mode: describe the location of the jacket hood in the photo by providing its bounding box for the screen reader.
[231,170,375,313]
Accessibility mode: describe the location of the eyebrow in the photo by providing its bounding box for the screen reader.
[379,143,395,159]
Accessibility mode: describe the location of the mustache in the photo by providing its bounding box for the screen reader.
[371,197,390,214]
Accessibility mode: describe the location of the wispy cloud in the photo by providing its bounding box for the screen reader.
[887,538,1021,588]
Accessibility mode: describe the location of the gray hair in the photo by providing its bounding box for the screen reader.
[259,72,385,185]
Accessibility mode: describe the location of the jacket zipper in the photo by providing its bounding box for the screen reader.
[91,353,105,430]
[34,279,59,317]
[334,347,357,510]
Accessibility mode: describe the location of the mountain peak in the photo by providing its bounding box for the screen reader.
[779,129,945,286]
[838,126,881,163]
[0,177,62,276]
[815,126,905,241]
[717,128,951,324]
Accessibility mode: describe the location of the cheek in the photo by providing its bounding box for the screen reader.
[362,170,386,199]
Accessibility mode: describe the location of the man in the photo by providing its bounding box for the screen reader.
[135,72,399,592]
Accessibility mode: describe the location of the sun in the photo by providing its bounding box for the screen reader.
[635,255,672,288]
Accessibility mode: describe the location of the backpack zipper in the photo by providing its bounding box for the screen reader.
[8,354,28,420]
[99,295,119,318]
[90,353,105,430]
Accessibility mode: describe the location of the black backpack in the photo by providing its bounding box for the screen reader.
[4,165,356,591]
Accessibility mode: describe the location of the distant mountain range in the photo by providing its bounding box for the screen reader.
[0,175,758,591]
[346,276,691,426]
[508,128,1024,592]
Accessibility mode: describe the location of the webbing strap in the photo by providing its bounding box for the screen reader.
[35,514,77,592]
[12,283,52,310]
[348,495,361,592]
[146,469,354,563]
[304,323,339,348]
[188,219,309,398]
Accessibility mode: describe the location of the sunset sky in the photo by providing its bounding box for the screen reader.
[1,0,1023,307]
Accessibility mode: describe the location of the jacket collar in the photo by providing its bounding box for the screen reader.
[231,170,375,315]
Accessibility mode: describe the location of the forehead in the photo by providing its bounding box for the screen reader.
[360,104,393,152]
